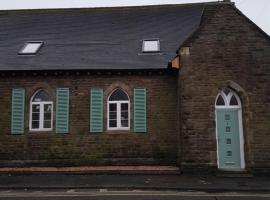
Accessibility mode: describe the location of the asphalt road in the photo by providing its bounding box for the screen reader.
[0,190,269,200]
[0,196,269,200]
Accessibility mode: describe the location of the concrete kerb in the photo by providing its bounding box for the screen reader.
[0,184,269,193]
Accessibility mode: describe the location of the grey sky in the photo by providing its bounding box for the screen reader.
[0,0,269,35]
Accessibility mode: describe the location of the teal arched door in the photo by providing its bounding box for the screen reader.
[215,89,245,171]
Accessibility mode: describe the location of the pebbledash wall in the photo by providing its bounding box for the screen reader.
[0,72,179,166]
[178,4,270,172]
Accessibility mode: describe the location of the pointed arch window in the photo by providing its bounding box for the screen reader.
[30,90,53,131]
[229,95,239,106]
[215,88,241,108]
[216,95,225,106]
[107,88,130,130]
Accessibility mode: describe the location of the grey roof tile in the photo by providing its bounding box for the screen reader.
[0,4,204,71]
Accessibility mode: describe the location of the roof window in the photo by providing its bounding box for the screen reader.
[142,39,160,52]
[19,41,44,55]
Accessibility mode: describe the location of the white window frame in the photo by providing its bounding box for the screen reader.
[107,92,130,131]
[215,91,241,110]
[29,91,53,132]
[142,39,160,52]
[18,41,44,55]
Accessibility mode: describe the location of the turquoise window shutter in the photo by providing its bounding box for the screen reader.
[11,88,25,134]
[134,88,147,133]
[90,88,103,133]
[56,88,69,133]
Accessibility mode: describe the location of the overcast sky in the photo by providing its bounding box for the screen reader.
[0,0,269,35]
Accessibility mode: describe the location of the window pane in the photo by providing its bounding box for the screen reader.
[109,89,129,101]
[20,42,43,54]
[216,95,225,106]
[32,104,40,112]
[121,111,128,120]
[121,120,128,127]
[43,103,52,121]
[230,95,239,106]
[32,121,39,129]
[109,120,117,128]
[44,113,51,120]
[109,103,117,111]
[109,111,117,120]
[33,90,51,102]
[143,40,160,52]
[32,113,40,121]
[44,104,52,112]
[121,103,128,111]
[43,120,51,129]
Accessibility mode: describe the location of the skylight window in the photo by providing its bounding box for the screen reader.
[142,39,160,52]
[19,41,44,55]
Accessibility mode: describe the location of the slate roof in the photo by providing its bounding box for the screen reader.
[0,4,205,71]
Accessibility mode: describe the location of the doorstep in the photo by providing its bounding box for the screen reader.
[0,165,181,175]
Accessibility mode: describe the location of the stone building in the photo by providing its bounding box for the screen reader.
[0,1,269,173]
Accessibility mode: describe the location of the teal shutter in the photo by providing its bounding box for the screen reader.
[134,88,147,133]
[90,88,103,133]
[56,88,69,133]
[11,88,25,134]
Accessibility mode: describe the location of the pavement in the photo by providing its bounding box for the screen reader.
[0,173,269,192]
[0,166,181,175]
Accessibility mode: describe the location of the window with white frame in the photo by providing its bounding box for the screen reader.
[108,88,130,130]
[19,41,44,55]
[142,39,160,52]
[30,90,53,131]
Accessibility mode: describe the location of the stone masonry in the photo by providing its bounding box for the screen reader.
[179,4,270,173]
[0,72,178,166]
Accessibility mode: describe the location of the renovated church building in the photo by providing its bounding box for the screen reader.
[0,0,269,174]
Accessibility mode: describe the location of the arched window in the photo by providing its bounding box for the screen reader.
[215,88,241,108]
[107,88,130,130]
[30,90,53,131]
[216,95,225,106]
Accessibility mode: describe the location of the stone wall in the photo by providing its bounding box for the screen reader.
[0,72,178,166]
[179,4,270,172]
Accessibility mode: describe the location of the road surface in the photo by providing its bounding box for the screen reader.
[0,189,269,200]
